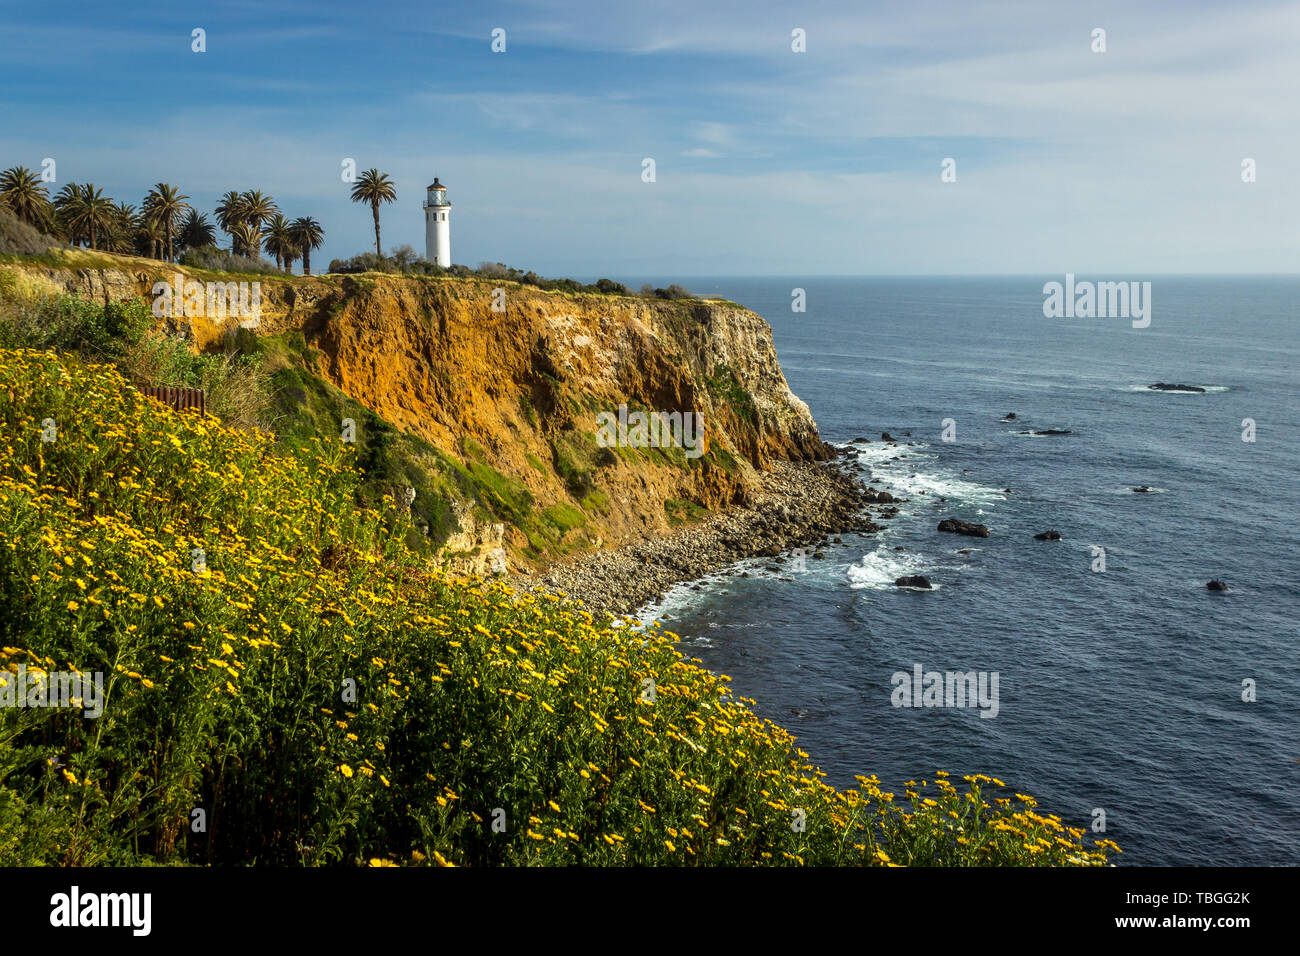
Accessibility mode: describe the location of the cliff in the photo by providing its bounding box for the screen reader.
[1,249,829,575]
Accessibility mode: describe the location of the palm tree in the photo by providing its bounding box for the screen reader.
[135,216,165,260]
[178,209,217,252]
[288,216,325,275]
[262,213,297,271]
[0,166,52,226]
[143,183,190,262]
[349,169,396,257]
[239,190,279,259]
[228,222,260,259]
[102,202,138,255]
[54,184,88,246]
[61,185,115,250]
[215,190,248,251]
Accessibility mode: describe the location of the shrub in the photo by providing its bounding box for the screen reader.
[0,349,1117,867]
[0,292,151,362]
[179,245,281,275]
[0,209,64,256]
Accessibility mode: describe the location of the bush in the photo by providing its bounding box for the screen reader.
[0,210,64,256]
[0,292,270,430]
[0,292,151,361]
[121,327,270,431]
[655,284,695,300]
[327,251,448,276]
[0,349,1117,866]
[179,245,281,275]
[594,278,630,296]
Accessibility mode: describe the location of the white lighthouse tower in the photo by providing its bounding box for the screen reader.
[422,177,451,267]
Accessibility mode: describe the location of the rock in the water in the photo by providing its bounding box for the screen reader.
[1033,530,1062,541]
[1133,485,1153,493]
[1149,382,1206,393]
[1019,428,1072,436]
[1206,580,1230,591]
[938,518,990,537]
[957,548,973,554]
[1002,412,1017,420]
[881,432,895,442]
[895,575,932,589]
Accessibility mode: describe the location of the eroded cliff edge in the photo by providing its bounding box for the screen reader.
[5,252,836,577]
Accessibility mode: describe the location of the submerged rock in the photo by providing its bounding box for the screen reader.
[1019,428,1072,436]
[1033,530,1062,541]
[1206,580,1230,591]
[1149,382,1206,393]
[1002,412,1017,420]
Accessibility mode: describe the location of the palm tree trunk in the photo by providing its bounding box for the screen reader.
[372,203,381,256]
[303,249,311,276]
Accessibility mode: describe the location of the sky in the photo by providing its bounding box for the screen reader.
[2,0,1297,276]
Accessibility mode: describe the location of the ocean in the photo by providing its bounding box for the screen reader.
[624,275,1299,866]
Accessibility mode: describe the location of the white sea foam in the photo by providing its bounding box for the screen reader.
[1121,384,1229,394]
[845,545,941,591]
[837,440,1007,507]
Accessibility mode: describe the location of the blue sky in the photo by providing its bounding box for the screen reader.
[2,0,1297,275]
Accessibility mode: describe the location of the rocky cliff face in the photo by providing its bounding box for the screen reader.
[7,252,830,574]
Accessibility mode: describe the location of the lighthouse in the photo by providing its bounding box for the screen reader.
[422,177,451,267]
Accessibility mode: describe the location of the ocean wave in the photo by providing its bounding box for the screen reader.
[846,545,941,591]
[838,440,1007,506]
[1121,384,1230,393]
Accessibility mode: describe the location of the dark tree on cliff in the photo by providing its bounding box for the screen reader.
[0,167,51,227]
[102,202,138,255]
[228,222,259,259]
[135,215,164,260]
[289,216,325,274]
[215,190,248,251]
[262,213,297,272]
[239,190,279,260]
[350,169,396,257]
[178,209,217,253]
[143,183,190,262]
[61,184,115,251]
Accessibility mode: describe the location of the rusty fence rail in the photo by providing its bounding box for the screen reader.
[138,385,206,416]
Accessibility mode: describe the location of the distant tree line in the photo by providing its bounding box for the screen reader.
[2,160,695,297]
[0,164,324,274]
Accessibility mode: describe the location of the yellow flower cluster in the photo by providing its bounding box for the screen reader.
[0,349,1115,867]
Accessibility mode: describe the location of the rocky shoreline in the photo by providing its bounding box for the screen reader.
[513,455,888,617]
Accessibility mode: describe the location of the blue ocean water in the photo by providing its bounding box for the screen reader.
[633,276,1299,866]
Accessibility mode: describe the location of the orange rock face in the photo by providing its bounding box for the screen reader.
[23,257,830,571]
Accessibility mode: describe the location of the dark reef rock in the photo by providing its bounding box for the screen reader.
[895,575,932,589]
[1206,580,1230,591]
[1149,383,1206,393]
[1019,429,1072,436]
[1033,530,1062,541]
[1002,412,1017,420]
[938,518,990,538]
[881,432,895,442]
[1133,485,1153,493]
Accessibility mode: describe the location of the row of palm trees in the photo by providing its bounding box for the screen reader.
[2,164,405,272]
[0,167,326,274]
